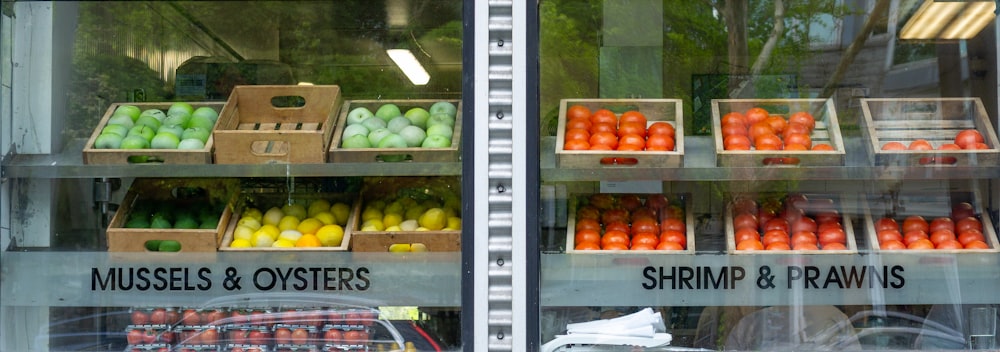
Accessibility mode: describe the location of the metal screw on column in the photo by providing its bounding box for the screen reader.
[497,184,506,193]
[497,330,505,340]
[497,258,505,267]
[497,39,504,47]
[496,111,504,120]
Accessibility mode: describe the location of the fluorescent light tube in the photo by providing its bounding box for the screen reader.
[387,49,430,85]
[899,0,996,40]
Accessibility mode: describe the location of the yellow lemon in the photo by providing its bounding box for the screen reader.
[330,203,352,226]
[272,239,296,248]
[416,227,431,231]
[295,234,322,247]
[315,225,344,247]
[388,243,411,252]
[233,225,256,241]
[361,207,384,222]
[399,219,419,231]
[313,211,336,226]
[278,215,301,231]
[253,232,275,247]
[262,207,284,226]
[258,224,280,239]
[307,199,332,217]
[410,243,428,252]
[282,203,307,220]
[382,213,403,228]
[297,218,324,235]
[446,216,462,230]
[230,238,253,248]
[360,219,385,231]
[277,229,303,243]
[237,217,262,231]
[243,207,264,221]
[385,225,402,231]
[418,208,447,231]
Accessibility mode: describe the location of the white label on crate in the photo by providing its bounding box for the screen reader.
[600,181,662,194]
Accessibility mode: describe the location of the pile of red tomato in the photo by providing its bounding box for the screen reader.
[720,107,833,151]
[562,105,677,152]
[873,202,991,250]
[880,129,989,151]
[731,194,849,251]
[573,193,687,251]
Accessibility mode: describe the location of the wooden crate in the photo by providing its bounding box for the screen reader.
[107,178,240,252]
[725,193,858,254]
[860,98,1000,166]
[712,98,846,167]
[861,191,1000,253]
[328,99,462,163]
[213,85,342,164]
[554,99,684,168]
[218,192,357,251]
[565,193,695,254]
[349,177,462,252]
[82,102,225,164]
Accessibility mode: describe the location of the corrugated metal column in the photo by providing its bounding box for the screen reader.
[473,0,525,350]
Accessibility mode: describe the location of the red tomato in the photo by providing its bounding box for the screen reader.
[881,142,907,150]
[575,241,601,250]
[576,206,601,220]
[908,238,936,249]
[566,105,592,121]
[575,229,601,245]
[956,217,983,232]
[791,216,818,234]
[928,217,955,233]
[936,239,964,250]
[812,143,835,151]
[908,139,933,150]
[818,228,847,245]
[877,230,903,244]
[958,229,986,245]
[791,231,818,246]
[734,227,760,243]
[605,220,630,234]
[762,230,789,247]
[766,242,792,251]
[131,310,150,325]
[964,240,991,249]
[929,229,957,245]
[784,133,812,149]
[736,239,765,251]
[590,109,618,125]
[765,116,788,134]
[783,123,811,140]
[589,132,619,149]
[619,111,647,125]
[721,112,747,127]
[645,135,675,151]
[659,230,687,247]
[902,215,929,234]
[814,211,841,225]
[954,129,985,149]
[745,107,770,126]
[647,122,675,137]
[732,212,758,230]
[951,202,976,222]
[631,218,659,235]
[821,242,848,250]
[564,139,590,150]
[589,122,618,135]
[881,239,906,250]
[601,230,630,248]
[618,133,646,150]
[788,111,816,131]
[722,123,748,138]
[903,230,929,245]
[762,218,790,233]
[724,135,752,150]
[656,241,684,250]
[618,122,647,139]
[876,217,899,232]
[631,232,659,247]
[754,134,783,150]
[565,117,592,131]
[792,242,820,251]
[748,122,776,143]
[939,143,961,150]
[661,218,685,232]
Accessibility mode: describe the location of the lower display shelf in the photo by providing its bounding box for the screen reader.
[540,252,1000,307]
[0,251,461,307]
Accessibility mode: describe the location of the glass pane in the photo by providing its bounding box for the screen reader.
[539,0,999,350]
[1,1,463,351]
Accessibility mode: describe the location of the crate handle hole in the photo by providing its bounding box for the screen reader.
[376,154,413,162]
[126,155,165,164]
[762,157,800,166]
[270,95,306,108]
[919,156,958,165]
[598,157,639,166]
[250,141,290,156]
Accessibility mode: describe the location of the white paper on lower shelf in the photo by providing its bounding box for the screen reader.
[540,333,672,352]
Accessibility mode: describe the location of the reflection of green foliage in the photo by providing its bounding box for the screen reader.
[66,55,169,139]
[539,0,601,136]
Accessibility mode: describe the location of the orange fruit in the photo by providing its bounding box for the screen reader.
[295,234,322,247]
[575,241,601,250]
[566,105,591,121]
[736,239,764,251]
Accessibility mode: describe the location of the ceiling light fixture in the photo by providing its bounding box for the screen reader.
[387,49,430,85]
[899,0,997,40]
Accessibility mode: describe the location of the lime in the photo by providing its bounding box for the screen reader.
[144,240,162,251]
[157,240,182,252]
[282,204,307,220]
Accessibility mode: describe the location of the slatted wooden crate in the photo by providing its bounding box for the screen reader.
[218,192,356,251]
[107,178,239,252]
[861,191,1000,253]
[712,98,846,167]
[860,98,1000,166]
[83,102,225,164]
[213,85,342,164]
[725,193,858,254]
[327,99,462,163]
[348,177,462,252]
[554,99,684,168]
[564,193,695,254]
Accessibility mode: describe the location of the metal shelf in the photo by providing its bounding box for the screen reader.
[1,139,462,179]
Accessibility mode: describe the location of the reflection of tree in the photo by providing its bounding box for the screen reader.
[66,55,169,139]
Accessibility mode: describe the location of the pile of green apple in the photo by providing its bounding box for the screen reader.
[93,103,219,150]
[340,101,457,153]
[123,200,224,230]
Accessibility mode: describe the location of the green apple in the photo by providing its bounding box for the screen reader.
[168,102,194,117]
[387,116,412,133]
[114,105,142,121]
[342,124,369,139]
[367,128,393,146]
[187,115,216,130]
[377,133,408,148]
[150,216,172,229]
[429,101,457,117]
[127,126,156,141]
[426,124,454,139]
[107,114,135,128]
[157,124,185,138]
[422,135,452,148]
[174,217,198,229]
[140,109,166,122]
[120,135,150,149]
[178,138,206,150]
[427,113,455,128]
[347,107,374,125]
[163,112,191,128]
[94,133,123,149]
[342,134,372,148]
[150,132,180,149]
[375,104,402,122]
[135,115,162,130]
[398,125,427,147]
[125,217,150,228]
[404,107,431,129]
[360,116,387,131]
[192,106,219,123]
[182,127,211,143]
[101,124,130,138]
